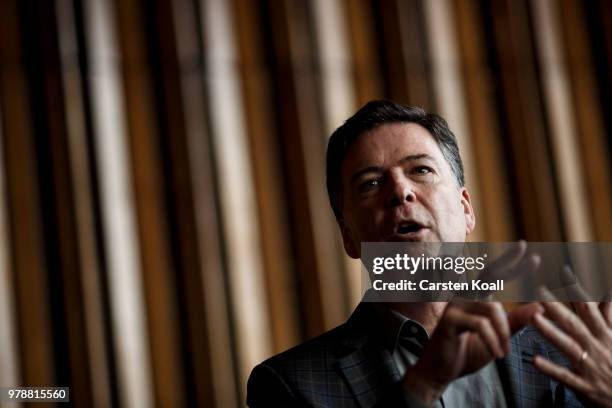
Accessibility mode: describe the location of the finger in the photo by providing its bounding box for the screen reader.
[466,302,510,353]
[457,312,504,358]
[599,292,612,327]
[532,313,584,367]
[561,266,609,337]
[478,241,526,282]
[507,302,545,334]
[539,287,595,349]
[480,252,540,285]
[572,302,609,338]
[560,265,588,301]
[533,356,591,396]
[446,304,502,358]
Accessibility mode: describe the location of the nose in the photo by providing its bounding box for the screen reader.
[387,171,416,207]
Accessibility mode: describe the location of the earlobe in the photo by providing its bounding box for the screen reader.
[340,221,360,259]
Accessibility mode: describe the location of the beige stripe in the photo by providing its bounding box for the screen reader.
[84,0,153,406]
[311,0,361,310]
[281,0,349,331]
[530,0,593,242]
[171,0,240,405]
[201,0,272,393]
[422,0,484,241]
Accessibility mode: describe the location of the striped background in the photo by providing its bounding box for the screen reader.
[0,0,611,406]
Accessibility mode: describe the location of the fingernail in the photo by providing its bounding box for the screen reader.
[532,312,543,324]
[533,355,545,367]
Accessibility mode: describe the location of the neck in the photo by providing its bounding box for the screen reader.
[386,302,447,335]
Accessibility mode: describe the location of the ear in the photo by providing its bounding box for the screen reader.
[340,220,360,259]
[461,188,476,236]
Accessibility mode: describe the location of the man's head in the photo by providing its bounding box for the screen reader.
[326,100,475,258]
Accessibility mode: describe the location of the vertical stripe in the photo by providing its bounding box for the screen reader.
[160,0,236,406]
[201,0,273,394]
[231,0,301,354]
[453,0,516,240]
[113,0,187,405]
[29,0,94,403]
[422,0,485,241]
[170,0,240,404]
[83,0,153,406]
[310,0,361,309]
[56,1,113,405]
[0,0,55,389]
[311,0,356,132]
[0,109,20,392]
[558,0,612,242]
[530,0,593,242]
[343,0,384,103]
[373,0,434,107]
[263,0,349,336]
[486,0,563,240]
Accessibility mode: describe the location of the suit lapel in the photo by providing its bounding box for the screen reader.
[336,345,400,408]
[502,327,557,407]
[335,302,402,408]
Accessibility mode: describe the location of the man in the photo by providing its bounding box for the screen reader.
[247,100,612,407]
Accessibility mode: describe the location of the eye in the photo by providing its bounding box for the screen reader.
[411,166,433,176]
[359,178,381,192]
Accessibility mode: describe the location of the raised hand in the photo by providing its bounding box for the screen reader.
[401,299,543,404]
[534,284,612,407]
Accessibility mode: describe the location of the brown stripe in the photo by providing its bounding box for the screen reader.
[232,0,301,353]
[485,0,563,241]
[558,0,612,241]
[0,0,56,394]
[453,0,516,241]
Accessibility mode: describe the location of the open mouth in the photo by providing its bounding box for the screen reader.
[396,222,425,234]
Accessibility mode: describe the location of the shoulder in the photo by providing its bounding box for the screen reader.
[246,323,352,407]
[250,322,350,383]
[251,301,378,380]
[247,302,381,407]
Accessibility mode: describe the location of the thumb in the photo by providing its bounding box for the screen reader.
[508,302,544,334]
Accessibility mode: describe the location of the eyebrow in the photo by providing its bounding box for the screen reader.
[349,154,436,185]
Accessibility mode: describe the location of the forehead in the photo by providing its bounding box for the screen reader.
[341,122,446,177]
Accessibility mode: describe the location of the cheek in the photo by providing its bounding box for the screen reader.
[350,207,385,240]
[431,190,465,221]
[444,194,469,230]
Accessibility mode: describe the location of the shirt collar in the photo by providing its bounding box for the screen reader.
[374,304,430,353]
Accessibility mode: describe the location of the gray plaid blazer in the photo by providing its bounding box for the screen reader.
[247,303,584,407]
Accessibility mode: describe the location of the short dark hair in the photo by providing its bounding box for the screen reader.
[326,100,465,220]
